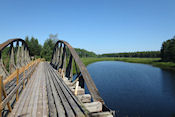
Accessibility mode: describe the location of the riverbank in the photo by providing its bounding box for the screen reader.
[81,57,175,71]
[81,57,116,66]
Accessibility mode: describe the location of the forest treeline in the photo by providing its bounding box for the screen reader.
[99,51,160,58]
[24,34,97,61]
[99,36,175,63]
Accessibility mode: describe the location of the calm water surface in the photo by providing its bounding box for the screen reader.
[87,61,175,117]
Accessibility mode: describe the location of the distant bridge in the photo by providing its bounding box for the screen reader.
[0,39,115,117]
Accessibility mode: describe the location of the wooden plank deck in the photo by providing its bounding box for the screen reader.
[8,62,48,117]
[45,62,88,117]
[7,62,88,117]
[6,62,113,117]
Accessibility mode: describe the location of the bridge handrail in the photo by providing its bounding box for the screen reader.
[0,59,40,114]
[3,59,38,85]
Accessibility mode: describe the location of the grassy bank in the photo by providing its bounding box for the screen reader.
[81,57,175,71]
[115,57,175,71]
[81,57,116,66]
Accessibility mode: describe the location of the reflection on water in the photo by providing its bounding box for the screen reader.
[87,61,175,117]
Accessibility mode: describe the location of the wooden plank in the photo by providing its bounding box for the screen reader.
[42,68,48,117]
[74,81,79,96]
[70,87,85,95]
[45,64,57,117]
[91,112,113,117]
[47,67,75,117]
[48,64,89,115]
[2,59,38,110]
[36,68,43,117]
[10,67,36,117]
[16,69,19,101]
[2,74,26,108]
[26,64,40,117]
[83,101,102,113]
[31,63,41,117]
[15,63,38,116]
[13,61,39,117]
[36,63,46,117]
[1,80,12,112]
[47,67,66,117]
[8,61,39,117]
[48,65,86,117]
[77,94,91,103]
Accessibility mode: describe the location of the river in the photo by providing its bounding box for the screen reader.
[86,61,175,117]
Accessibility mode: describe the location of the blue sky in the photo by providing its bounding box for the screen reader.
[0,0,175,54]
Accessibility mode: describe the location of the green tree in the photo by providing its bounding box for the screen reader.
[161,36,175,62]
[41,34,58,61]
[25,36,42,57]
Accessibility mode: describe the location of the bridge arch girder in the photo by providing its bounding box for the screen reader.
[0,38,31,79]
[51,40,104,103]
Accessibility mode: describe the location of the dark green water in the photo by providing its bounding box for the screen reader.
[87,61,175,117]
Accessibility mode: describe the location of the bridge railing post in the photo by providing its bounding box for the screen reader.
[16,68,19,101]
[0,76,12,116]
[74,81,79,96]
[27,64,29,81]
[23,66,25,89]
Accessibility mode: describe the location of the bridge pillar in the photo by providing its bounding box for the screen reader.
[61,45,66,75]
[54,47,58,66]
[55,47,59,66]
[27,50,31,63]
[65,55,73,81]
[24,47,28,65]
[20,44,25,67]
[52,48,56,67]
[0,52,9,80]
[9,44,16,74]
[16,41,21,68]
[58,44,63,69]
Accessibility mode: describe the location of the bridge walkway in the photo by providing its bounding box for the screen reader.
[8,62,48,117]
[8,62,90,117]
